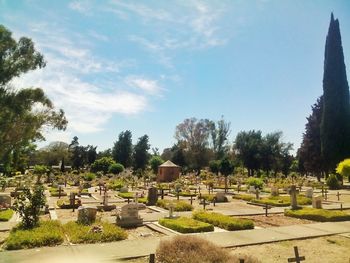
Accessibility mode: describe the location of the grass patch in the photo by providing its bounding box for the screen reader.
[252,195,312,207]
[4,221,64,250]
[175,192,197,197]
[159,217,214,233]
[284,207,350,222]
[0,209,14,221]
[193,211,254,231]
[49,187,67,197]
[117,192,134,199]
[56,198,80,209]
[157,199,193,211]
[63,221,127,244]
[232,194,255,201]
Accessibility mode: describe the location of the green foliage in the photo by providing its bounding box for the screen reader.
[4,221,64,250]
[133,134,150,170]
[56,198,79,209]
[232,194,255,201]
[326,174,341,189]
[219,157,235,176]
[320,14,350,171]
[246,177,264,189]
[253,195,312,207]
[159,217,214,233]
[33,165,48,175]
[156,200,193,211]
[336,159,350,181]
[118,192,134,199]
[13,185,46,229]
[108,179,124,190]
[112,130,133,167]
[209,160,220,175]
[63,221,127,244]
[49,187,67,197]
[149,155,164,174]
[83,172,96,181]
[284,207,350,222]
[108,163,124,174]
[0,209,14,221]
[90,157,116,174]
[193,211,254,231]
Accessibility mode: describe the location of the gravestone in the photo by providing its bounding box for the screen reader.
[120,187,128,193]
[290,185,298,210]
[215,192,227,202]
[305,189,313,198]
[167,202,176,218]
[271,186,279,197]
[248,186,256,193]
[77,206,97,224]
[0,194,11,208]
[312,195,322,209]
[147,187,158,206]
[116,203,143,227]
[255,188,260,200]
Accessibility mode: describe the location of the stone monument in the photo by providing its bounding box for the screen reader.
[147,187,158,206]
[116,203,143,227]
[77,206,97,225]
[290,185,298,210]
[305,188,313,198]
[215,192,227,202]
[312,195,322,209]
[0,194,11,208]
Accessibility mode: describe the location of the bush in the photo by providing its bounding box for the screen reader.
[326,174,341,190]
[49,187,67,197]
[232,194,254,201]
[0,209,14,221]
[108,163,124,174]
[159,217,214,233]
[284,207,350,222]
[91,157,116,174]
[193,211,254,231]
[253,195,312,207]
[109,179,124,190]
[156,235,260,263]
[63,221,127,244]
[5,221,64,250]
[200,194,228,203]
[118,192,134,199]
[56,199,80,209]
[83,172,96,181]
[246,177,264,189]
[157,200,193,211]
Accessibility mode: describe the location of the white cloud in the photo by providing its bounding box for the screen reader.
[125,76,163,95]
[68,1,92,15]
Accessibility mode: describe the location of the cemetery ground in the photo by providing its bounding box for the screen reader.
[0,173,350,262]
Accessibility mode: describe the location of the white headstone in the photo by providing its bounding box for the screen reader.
[305,189,313,198]
[312,195,322,209]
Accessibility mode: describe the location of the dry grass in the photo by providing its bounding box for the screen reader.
[156,235,260,263]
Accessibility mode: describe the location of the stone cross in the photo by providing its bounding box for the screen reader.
[324,188,328,200]
[255,188,260,200]
[290,185,298,210]
[287,246,305,263]
[103,186,108,206]
[69,192,76,212]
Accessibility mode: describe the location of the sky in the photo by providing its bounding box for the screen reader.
[1,0,350,154]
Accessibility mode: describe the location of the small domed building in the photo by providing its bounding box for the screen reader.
[157,160,181,182]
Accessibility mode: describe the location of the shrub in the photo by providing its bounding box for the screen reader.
[200,194,228,203]
[5,221,64,250]
[109,180,124,190]
[13,185,46,229]
[253,195,312,207]
[49,187,67,197]
[246,177,264,189]
[156,200,193,211]
[232,194,254,201]
[0,209,14,221]
[156,235,258,263]
[63,221,127,244]
[83,172,96,181]
[149,156,164,174]
[193,211,254,231]
[56,199,80,209]
[284,207,350,222]
[159,217,214,233]
[108,163,124,174]
[326,174,341,190]
[118,192,134,199]
[336,158,350,182]
[91,157,116,174]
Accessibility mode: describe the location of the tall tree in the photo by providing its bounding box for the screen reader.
[0,25,67,173]
[320,13,350,172]
[68,136,86,169]
[210,117,231,159]
[299,96,324,180]
[112,130,133,167]
[219,157,235,193]
[86,145,97,165]
[133,135,150,171]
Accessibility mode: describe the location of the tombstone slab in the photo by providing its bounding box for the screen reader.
[305,189,313,198]
[215,192,227,202]
[77,206,97,224]
[290,185,298,210]
[312,195,322,209]
[271,186,279,197]
[0,194,11,208]
[116,203,143,227]
[147,187,158,206]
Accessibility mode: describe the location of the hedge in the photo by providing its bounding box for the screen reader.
[157,200,193,211]
[5,221,64,250]
[200,194,228,203]
[159,217,214,233]
[193,211,254,231]
[284,207,350,222]
[0,209,14,221]
[252,195,312,207]
[232,194,255,202]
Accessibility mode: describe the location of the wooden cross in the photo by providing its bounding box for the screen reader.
[336,191,341,201]
[149,253,155,263]
[288,246,305,263]
[263,204,271,217]
[58,186,63,199]
[324,188,328,200]
[190,195,193,205]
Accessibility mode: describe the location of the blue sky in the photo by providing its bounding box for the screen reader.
[1,0,350,154]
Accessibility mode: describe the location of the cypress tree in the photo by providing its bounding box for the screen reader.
[320,13,350,172]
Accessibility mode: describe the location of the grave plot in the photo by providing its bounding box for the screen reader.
[126,225,165,240]
[236,214,313,228]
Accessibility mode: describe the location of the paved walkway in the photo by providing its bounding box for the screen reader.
[1,221,349,263]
